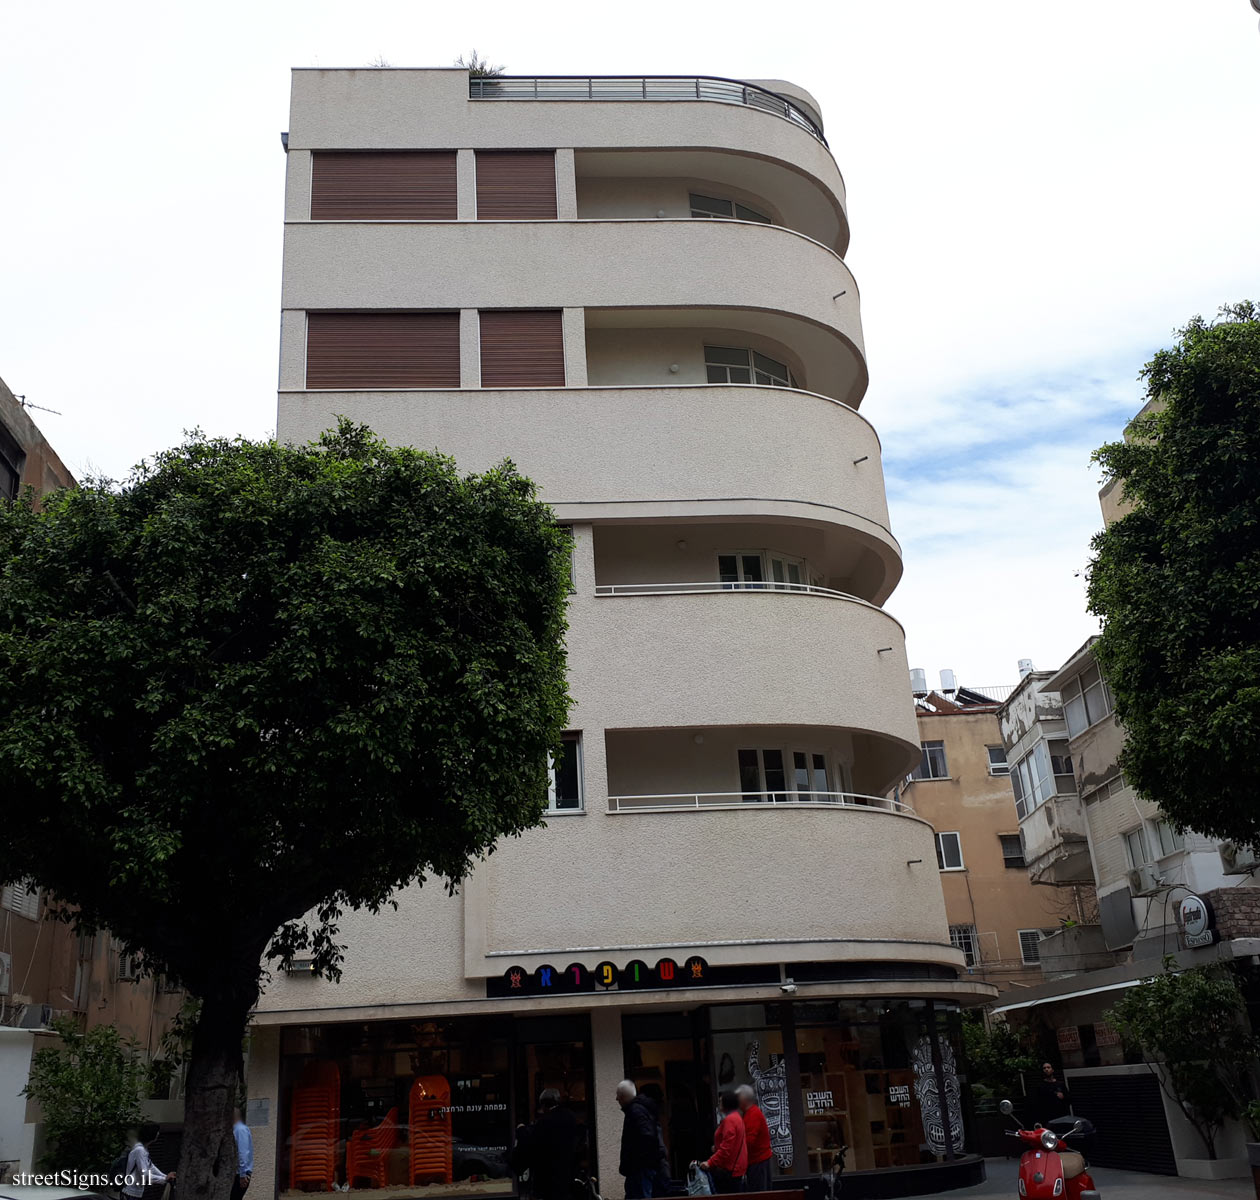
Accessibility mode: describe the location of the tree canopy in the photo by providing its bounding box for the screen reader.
[1107,959,1257,1158]
[0,421,571,1200]
[1088,301,1260,846]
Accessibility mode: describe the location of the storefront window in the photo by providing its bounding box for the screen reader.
[279,1016,592,1199]
[710,1009,792,1174]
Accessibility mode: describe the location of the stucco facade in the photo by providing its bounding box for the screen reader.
[253,67,994,1200]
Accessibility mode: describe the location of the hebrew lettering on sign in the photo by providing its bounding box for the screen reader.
[911,1035,963,1158]
[747,1040,793,1168]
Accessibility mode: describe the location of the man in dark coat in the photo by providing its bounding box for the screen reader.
[1035,1062,1070,1125]
[617,1080,661,1199]
[528,1089,584,1200]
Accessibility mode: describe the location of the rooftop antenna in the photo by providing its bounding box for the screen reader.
[16,396,63,416]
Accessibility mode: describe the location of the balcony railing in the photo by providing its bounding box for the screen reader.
[594,580,886,615]
[607,790,914,815]
[468,75,827,145]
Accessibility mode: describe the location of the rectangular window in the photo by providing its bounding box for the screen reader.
[1048,738,1076,794]
[475,151,558,220]
[703,346,795,388]
[738,748,832,802]
[1155,820,1185,857]
[936,831,964,871]
[986,745,1009,775]
[949,924,978,966]
[1124,826,1151,868]
[1,880,40,921]
[478,309,566,387]
[688,192,771,223]
[0,421,24,503]
[1018,929,1043,965]
[999,834,1025,869]
[310,151,458,220]
[547,734,583,812]
[305,312,460,389]
[1062,662,1113,738]
[912,741,948,780]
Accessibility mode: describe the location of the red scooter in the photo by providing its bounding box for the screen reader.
[998,1099,1100,1199]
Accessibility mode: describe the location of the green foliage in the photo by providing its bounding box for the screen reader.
[0,421,571,1199]
[148,997,202,1100]
[455,50,504,78]
[0,420,571,990]
[1106,958,1258,1158]
[962,1012,1037,1102]
[23,1017,145,1170]
[1088,301,1260,845]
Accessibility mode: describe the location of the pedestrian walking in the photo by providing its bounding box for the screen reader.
[528,1089,584,1200]
[735,1086,771,1192]
[123,1124,175,1200]
[618,1080,662,1199]
[699,1092,746,1195]
[232,1107,253,1200]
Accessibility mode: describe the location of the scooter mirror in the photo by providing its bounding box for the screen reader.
[1071,1119,1087,1136]
[999,1100,1014,1115]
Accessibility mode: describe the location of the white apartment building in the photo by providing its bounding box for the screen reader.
[247,67,996,1200]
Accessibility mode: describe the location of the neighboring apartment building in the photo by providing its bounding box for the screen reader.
[246,67,996,1200]
[896,675,1067,995]
[986,404,1260,1178]
[0,381,186,1179]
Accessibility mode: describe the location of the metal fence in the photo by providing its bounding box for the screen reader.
[468,75,827,144]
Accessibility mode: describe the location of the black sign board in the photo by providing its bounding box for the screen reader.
[492,956,710,997]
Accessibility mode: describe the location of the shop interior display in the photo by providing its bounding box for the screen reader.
[410,1075,454,1186]
[345,1106,403,1189]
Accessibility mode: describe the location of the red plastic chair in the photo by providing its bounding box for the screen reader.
[346,1106,402,1188]
[409,1075,452,1185]
[289,1061,340,1191]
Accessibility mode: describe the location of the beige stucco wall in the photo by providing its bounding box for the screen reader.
[285,69,845,209]
[905,711,1066,992]
[280,219,864,405]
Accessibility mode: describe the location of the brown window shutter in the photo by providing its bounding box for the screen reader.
[310,152,457,220]
[479,310,566,387]
[475,151,558,220]
[306,313,460,388]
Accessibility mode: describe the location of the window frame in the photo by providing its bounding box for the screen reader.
[1123,825,1151,868]
[547,732,584,814]
[948,924,979,967]
[737,747,843,802]
[999,833,1026,869]
[703,345,797,389]
[912,741,949,781]
[986,745,1010,776]
[716,549,817,591]
[936,831,965,871]
[688,192,772,224]
[1155,819,1185,858]
[1018,929,1043,965]
[1062,663,1114,738]
[1,880,40,921]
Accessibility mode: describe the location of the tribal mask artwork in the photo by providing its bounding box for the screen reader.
[747,1040,793,1168]
[911,1035,963,1157]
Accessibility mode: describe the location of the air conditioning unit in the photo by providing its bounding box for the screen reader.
[1127,863,1162,896]
[117,952,142,982]
[19,1003,53,1029]
[0,952,10,996]
[1220,841,1260,876]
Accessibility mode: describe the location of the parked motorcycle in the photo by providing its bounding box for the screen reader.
[998,1099,1099,1199]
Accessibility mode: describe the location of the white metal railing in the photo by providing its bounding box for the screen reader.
[467,75,827,144]
[595,581,865,601]
[607,790,915,815]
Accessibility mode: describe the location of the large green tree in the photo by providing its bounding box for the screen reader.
[1088,301,1260,845]
[0,422,571,1200]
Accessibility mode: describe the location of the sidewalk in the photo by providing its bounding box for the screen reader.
[941,1159,1254,1197]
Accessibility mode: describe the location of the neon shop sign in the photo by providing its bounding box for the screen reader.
[501,957,710,996]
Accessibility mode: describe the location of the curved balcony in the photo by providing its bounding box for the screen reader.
[607,789,910,813]
[276,385,901,595]
[289,69,844,212]
[567,589,920,786]
[470,76,828,143]
[281,219,865,404]
[478,801,957,970]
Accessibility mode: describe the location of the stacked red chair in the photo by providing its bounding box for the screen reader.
[290,1061,341,1191]
[346,1106,402,1189]
[409,1075,453,1185]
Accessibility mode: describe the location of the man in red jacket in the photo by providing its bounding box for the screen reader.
[736,1085,773,1191]
[701,1091,747,1194]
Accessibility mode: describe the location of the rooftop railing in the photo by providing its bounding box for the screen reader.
[607,790,914,815]
[468,75,827,145]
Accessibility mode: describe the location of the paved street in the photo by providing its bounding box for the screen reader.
[939,1159,1253,1197]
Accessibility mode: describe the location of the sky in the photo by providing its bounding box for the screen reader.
[2,1,1258,686]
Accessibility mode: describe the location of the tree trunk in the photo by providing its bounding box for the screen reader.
[177,987,254,1200]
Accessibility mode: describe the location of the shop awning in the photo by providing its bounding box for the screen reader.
[991,978,1141,1015]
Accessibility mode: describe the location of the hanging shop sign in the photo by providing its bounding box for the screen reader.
[1177,893,1218,950]
[1092,1021,1121,1048]
[500,956,709,996]
[1056,1025,1081,1053]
